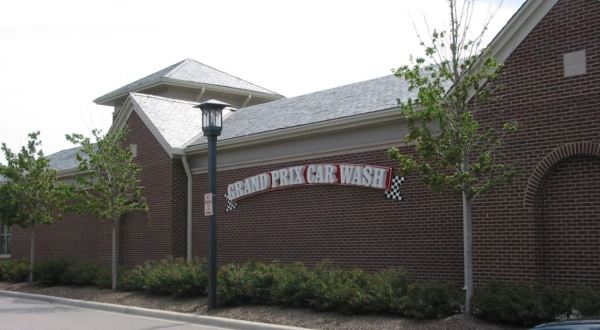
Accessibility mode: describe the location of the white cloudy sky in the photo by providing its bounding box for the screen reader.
[0,0,525,158]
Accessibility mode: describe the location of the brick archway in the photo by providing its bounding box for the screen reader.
[524,141,600,206]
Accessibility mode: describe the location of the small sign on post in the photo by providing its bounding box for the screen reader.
[204,193,213,216]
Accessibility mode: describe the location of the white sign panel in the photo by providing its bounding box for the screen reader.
[204,193,213,216]
[226,163,393,202]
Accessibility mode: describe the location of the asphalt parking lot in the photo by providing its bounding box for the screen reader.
[0,295,230,330]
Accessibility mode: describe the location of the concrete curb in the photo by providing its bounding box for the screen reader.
[0,290,310,330]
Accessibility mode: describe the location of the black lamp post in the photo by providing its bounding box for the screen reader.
[195,99,229,310]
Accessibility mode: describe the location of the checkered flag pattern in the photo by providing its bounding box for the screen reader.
[225,194,238,212]
[385,176,405,201]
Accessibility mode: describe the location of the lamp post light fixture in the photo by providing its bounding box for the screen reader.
[195,99,230,310]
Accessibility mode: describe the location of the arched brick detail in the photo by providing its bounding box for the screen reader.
[524,142,600,206]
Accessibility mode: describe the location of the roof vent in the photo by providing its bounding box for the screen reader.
[564,50,586,77]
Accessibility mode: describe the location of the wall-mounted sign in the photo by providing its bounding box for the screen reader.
[224,163,404,212]
[204,193,213,216]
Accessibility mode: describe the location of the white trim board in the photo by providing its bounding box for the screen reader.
[185,107,403,155]
[190,139,408,175]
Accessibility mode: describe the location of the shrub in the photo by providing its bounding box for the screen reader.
[537,285,571,321]
[368,268,410,314]
[473,281,578,326]
[308,261,373,314]
[217,263,254,306]
[271,262,313,307]
[119,264,150,291]
[570,286,600,317]
[474,281,540,325]
[0,260,13,281]
[399,281,462,319]
[218,261,453,318]
[30,259,109,287]
[141,258,207,297]
[0,260,29,282]
[61,261,103,286]
[219,261,294,307]
[94,266,112,289]
[9,261,30,282]
[33,259,70,286]
[0,260,10,281]
[244,261,279,304]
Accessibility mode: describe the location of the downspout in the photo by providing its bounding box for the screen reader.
[195,86,206,102]
[182,155,193,262]
[241,93,252,108]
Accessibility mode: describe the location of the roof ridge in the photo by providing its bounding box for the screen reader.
[47,145,82,157]
[129,92,201,105]
[163,58,194,80]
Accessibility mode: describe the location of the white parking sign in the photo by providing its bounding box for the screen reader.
[204,193,213,216]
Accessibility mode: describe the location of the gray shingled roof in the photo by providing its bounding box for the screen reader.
[130,93,205,149]
[46,146,89,173]
[95,59,280,104]
[0,147,83,180]
[190,74,414,146]
[46,74,413,173]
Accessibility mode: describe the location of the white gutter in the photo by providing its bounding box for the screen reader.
[181,155,193,262]
[95,80,283,106]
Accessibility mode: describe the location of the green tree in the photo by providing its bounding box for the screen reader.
[0,132,72,282]
[66,129,148,290]
[389,0,516,314]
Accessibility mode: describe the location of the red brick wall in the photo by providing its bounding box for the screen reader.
[191,0,600,286]
[538,155,600,286]
[171,160,187,260]
[120,111,186,265]
[11,111,187,266]
[11,213,113,266]
[192,149,465,283]
[471,0,600,284]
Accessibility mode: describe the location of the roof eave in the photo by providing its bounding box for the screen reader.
[94,79,283,106]
[56,167,83,179]
[160,77,284,99]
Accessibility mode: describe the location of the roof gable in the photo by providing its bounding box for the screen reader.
[129,93,204,151]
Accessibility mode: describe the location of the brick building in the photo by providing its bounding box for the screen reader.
[4,0,599,286]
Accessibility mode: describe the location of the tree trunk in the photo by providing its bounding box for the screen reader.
[463,192,473,314]
[111,219,118,290]
[29,226,35,283]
